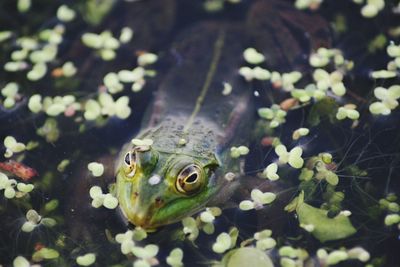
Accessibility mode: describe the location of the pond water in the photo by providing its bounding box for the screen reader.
[0,0,400,266]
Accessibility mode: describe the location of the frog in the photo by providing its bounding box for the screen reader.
[67,0,330,238]
[112,0,330,231]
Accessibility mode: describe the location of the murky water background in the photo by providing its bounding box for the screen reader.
[1,0,400,266]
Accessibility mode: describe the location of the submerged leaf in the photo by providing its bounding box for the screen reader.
[294,192,356,242]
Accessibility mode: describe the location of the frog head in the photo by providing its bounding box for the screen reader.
[115,144,220,230]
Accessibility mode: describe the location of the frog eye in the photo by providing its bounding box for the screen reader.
[124,151,137,177]
[176,164,204,194]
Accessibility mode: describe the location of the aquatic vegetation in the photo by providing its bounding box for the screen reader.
[369,85,400,115]
[230,145,249,158]
[87,162,105,177]
[76,253,96,266]
[239,189,276,210]
[21,209,56,232]
[3,136,25,158]
[166,248,184,267]
[258,104,287,128]
[275,145,304,169]
[89,186,118,209]
[1,0,400,266]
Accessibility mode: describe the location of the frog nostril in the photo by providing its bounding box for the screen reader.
[155,197,163,206]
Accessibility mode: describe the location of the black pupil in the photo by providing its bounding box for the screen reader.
[186,173,198,183]
[124,153,130,165]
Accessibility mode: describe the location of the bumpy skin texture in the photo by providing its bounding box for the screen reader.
[116,24,254,230]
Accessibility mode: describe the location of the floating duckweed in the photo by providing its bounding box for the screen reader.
[16,183,34,193]
[4,61,28,72]
[103,193,118,209]
[200,209,215,223]
[239,189,276,210]
[309,52,330,67]
[253,66,271,80]
[28,94,42,113]
[32,247,60,262]
[119,27,134,43]
[313,69,346,96]
[100,49,115,60]
[230,145,249,158]
[369,85,400,115]
[387,42,400,57]
[46,103,66,116]
[21,209,41,232]
[1,82,18,98]
[131,138,154,147]
[4,136,26,158]
[57,5,76,22]
[30,45,58,63]
[87,162,104,177]
[275,145,304,169]
[82,31,120,60]
[388,202,400,212]
[238,66,254,81]
[254,229,276,251]
[262,163,279,181]
[118,70,137,83]
[76,253,96,266]
[0,31,12,42]
[384,214,400,226]
[326,250,348,265]
[243,48,265,65]
[0,173,17,199]
[361,4,378,18]
[222,82,232,95]
[258,104,287,128]
[82,33,102,49]
[295,0,322,10]
[292,128,310,140]
[84,100,101,120]
[115,230,135,254]
[13,256,30,267]
[18,0,31,13]
[61,61,77,77]
[166,248,183,267]
[11,49,29,61]
[212,232,232,254]
[182,217,199,241]
[370,69,397,79]
[27,63,47,81]
[104,72,123,93]
[336,105,360,120]
[132,227,147,241]
[347,247,370,262]
[132,244,159,259]
[137,53,158,66]
[89,186,118,209]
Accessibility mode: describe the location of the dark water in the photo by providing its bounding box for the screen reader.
[0,0,400,266]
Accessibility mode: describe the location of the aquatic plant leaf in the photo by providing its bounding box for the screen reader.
[221,247,273,267]
[295,196,356,242]
[308,97,339,126]
[76,253,96,266]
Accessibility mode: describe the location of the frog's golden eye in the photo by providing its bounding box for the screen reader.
[124,151,137,177]
[176,164,204,194]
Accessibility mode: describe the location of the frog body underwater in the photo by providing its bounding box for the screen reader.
[114,0,329,230]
